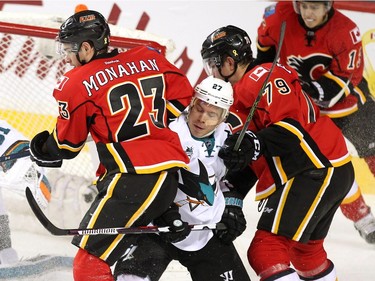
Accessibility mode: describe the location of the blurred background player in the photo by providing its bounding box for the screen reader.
[0,120,51,265]
[201,24,355,281]
[256,0,375,244]
[29,9,193,281]
[114,76,252,281]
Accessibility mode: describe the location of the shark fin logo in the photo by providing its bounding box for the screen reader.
[179,159,215,207]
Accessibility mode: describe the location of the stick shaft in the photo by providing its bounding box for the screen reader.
[233,21,287,151]
[25,187,226,236]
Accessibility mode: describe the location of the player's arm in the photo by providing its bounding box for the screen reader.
[215,166,257,244]
[300,71,355,108]
[30,96,89,167]
[303,25,368,107]
[166,98,189,122]
[219,117,332,179]
[164,72,193,121]
[30,128,88,167]
[29,131,63,167]
[255,3,283,65]
[224,166,257,197]
[256,43,276,65]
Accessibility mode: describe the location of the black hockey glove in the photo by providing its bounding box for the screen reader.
[300,80,327,105]
[153,203,191,243]
[30,131,62,168]
[300,76,352,108]
[218,131,262,172]
[215,190,246,244]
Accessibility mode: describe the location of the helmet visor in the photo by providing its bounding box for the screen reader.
[203,57,221,77]
[55,41,79,57]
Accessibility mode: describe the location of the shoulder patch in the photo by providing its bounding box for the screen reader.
[264,4,276,18]
[349,27,361,45]
[55,76,69,91]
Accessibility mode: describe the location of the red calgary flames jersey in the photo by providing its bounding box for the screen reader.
[258,2,363,85]
[230,63,351,200]
[52,46,193,175]
[257,2,365,118]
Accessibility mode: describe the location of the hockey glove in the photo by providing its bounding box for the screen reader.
[218,131,262,172]
[215,190,246,244]
[300,80,327,106]
[30,131,62,168]
[153,203,191,243]
[300,75,351,108]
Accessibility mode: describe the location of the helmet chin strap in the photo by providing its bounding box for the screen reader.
[76,53,87,66]
[75,47,98,66]
[219,62,238,82]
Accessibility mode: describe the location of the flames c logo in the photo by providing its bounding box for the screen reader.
[286,53,332,80]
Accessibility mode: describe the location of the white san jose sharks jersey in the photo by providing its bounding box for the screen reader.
[168,114,231,251]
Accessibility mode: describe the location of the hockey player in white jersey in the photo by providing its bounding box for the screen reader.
[0,120,51,265]
[114,76,253,280]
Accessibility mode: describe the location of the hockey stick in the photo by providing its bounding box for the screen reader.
[0,149,30,163]
[326,72,353,108]
[233,21,286,151]
[25,187,226,236]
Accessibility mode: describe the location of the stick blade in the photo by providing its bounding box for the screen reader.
[25,186,68,236]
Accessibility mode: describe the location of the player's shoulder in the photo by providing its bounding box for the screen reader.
[332,7,357,23]
[328,8,361,43]
[262,2,295,23]
[242,62,297,86]
[329,8,358,30]
[118,45,165,59]
[259,1,296,40]
[119,45,184,74]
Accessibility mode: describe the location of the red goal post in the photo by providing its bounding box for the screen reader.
[0,17,174,180]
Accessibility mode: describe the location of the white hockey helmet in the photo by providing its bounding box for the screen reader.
[193,76,234,120]
[293,1,333,14]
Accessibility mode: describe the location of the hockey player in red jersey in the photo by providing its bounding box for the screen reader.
[256,0,375,244]
[202,25,355,280]
[113,76,251,281]
[29,10,193,281]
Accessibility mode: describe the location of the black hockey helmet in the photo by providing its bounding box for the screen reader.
[201,25,253,76]
[57,10,110,54]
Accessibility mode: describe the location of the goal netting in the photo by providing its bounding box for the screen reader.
[0,11,176,231]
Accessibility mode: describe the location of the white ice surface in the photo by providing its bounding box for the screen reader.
[8,192,375,281]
